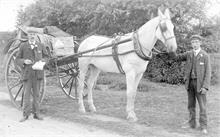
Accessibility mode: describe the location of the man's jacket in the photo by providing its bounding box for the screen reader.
[174,50,211,92]
[15,41,49,80]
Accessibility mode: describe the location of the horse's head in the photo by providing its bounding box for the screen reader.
[155,8,177,53]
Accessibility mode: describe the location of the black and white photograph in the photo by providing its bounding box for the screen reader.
[0,0,219,137]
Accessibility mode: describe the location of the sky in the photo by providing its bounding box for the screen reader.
[0,0,220,32]
[206,0,220,17]
[0,0,35,32]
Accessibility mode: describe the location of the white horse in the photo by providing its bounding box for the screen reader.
[77,8,177,122]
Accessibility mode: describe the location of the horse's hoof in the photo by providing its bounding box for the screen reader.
[89,105,96,113]
[127,114,138,122]
[127,116,138,122]
[127,111,138,122]
[79,107,86,113]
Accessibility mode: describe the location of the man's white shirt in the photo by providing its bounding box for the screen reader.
[29,40,37,49]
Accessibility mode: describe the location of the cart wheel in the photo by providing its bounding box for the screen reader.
[57,62,88,100]
[5,48,46,110]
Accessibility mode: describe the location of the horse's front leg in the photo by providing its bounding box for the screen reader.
[126,71,143,122]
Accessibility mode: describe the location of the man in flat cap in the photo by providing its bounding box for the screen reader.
[15,31,49,122]
[168,34,211,134]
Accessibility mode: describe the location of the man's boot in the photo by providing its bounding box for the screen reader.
[33,113,43,120]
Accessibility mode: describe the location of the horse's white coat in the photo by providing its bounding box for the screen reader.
[77,9,177,122]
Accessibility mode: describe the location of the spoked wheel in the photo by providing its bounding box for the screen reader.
[57,62,88,100]
[5,48,46,110]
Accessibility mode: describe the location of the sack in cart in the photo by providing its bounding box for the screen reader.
[52,37,75,56]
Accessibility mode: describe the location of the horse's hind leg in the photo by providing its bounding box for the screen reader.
[126,71,143,122]
[78,64,88,113]
[86,65,100,112]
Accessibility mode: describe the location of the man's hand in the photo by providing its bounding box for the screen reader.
[24,59,33,65]
[200,88,208,94]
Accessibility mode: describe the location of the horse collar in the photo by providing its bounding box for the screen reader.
[132,31,152,61]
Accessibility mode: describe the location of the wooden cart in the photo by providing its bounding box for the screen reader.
[4,26,82,109]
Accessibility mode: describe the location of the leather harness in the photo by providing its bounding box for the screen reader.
[112,36,125,74]
[111,31,153,74]
[132,31,152,61]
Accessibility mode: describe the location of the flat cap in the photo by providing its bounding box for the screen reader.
[190,35,202,41]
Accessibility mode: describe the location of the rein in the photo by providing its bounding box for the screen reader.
[78,50,135,58]
[79,36,135,74]
[77,18,174,73]
[152,47,166,54]
[132,18,176,58]
[132,30,167,60]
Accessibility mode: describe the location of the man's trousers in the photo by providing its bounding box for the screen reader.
[22,76,42,117]
[188,79,207,129]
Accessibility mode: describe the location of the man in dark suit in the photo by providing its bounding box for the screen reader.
[15,31,49,122]
[172,35,211,134]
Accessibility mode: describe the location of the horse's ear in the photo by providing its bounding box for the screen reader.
[164,8,171,19]
[158,8,164,19]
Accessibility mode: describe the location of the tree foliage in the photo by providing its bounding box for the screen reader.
[17,0,219,84]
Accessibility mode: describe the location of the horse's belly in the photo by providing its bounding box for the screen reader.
[89,54,149,74]
[90,57,121,73]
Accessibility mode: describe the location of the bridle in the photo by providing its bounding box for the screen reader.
[132,17,176,60]
[157,18,176,44]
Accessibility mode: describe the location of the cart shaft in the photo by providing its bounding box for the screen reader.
[55,37,132,66]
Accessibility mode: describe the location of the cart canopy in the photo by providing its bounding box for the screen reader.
[4,26,76,57]
[43,26,71,37]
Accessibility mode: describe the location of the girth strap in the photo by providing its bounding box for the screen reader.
[112,36,125,74]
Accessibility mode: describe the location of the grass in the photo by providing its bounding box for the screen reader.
[38,73,220,137]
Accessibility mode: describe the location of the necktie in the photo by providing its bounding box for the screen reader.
[194,51,197,56]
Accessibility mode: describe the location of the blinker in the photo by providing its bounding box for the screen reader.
[160,22,167,32]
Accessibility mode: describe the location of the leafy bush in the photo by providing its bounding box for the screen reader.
[145,52,220,85]
[145,54,184,84]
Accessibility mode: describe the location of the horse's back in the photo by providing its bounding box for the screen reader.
[77,34,148,73]
[78,35,111,52]
[78,35,120,72]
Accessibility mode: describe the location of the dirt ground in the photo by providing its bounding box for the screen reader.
[0,90,125,137]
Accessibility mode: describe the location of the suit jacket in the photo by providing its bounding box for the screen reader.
[15,41,49,80]
[174,49,211,92]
